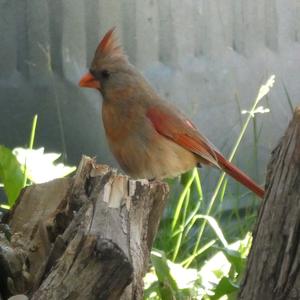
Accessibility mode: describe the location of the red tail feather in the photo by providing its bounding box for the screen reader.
[215,153,265,199]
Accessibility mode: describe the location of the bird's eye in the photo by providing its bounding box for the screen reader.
[101,69,110,79]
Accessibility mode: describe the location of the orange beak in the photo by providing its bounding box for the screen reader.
[79,72,101,90]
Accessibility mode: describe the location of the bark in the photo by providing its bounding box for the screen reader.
[239,107,300,300]
[0,156,169,300]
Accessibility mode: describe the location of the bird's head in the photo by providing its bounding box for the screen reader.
[79,27,138,98]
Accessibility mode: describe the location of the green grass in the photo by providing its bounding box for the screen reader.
[23,114,38,187]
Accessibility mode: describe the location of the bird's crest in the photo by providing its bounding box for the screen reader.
[95,27,127,62]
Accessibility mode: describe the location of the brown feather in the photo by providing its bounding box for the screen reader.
[95,27,126,61]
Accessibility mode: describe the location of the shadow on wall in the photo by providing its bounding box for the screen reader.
[0,0,299,186]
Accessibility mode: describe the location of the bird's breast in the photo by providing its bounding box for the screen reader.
[102,103,197,179]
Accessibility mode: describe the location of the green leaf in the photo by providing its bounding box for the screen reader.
[144,281,160,299]
[222,248,246,275]
[151,249,179,297]
[210,277,239,300]
[150,249,200,299]
[0,145,24,206]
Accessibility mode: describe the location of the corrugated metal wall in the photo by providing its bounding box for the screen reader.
[1,0,299,186]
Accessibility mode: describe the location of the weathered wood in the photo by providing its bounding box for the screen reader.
[0,156,169,300]
[239,107,300,300]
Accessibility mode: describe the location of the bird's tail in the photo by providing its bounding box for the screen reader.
[215,153,265,199]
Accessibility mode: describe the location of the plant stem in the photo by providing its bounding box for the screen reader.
[172,189,191,261]
[23,114,38,187]
[171,170,196,231]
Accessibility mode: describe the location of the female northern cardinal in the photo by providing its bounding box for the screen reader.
[79,28,264,199]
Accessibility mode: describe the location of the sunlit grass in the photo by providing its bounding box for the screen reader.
[23,114,38,187]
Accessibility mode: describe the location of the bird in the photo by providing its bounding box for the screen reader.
[79,28,264,199]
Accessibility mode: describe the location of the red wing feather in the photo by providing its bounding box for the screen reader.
[146,106,220,167]
[147,105,265,199]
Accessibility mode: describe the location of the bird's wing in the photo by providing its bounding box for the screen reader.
[146,105,220,167]
[146,104,265,199]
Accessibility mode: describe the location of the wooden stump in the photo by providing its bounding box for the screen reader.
[239,107,300,300]
[0,156,169,300]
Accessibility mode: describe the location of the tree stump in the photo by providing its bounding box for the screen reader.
[0,156,169,300]
[239,107,300,300]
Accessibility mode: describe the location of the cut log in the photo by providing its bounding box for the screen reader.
[0,156,169,300]
[239,107,300,300]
